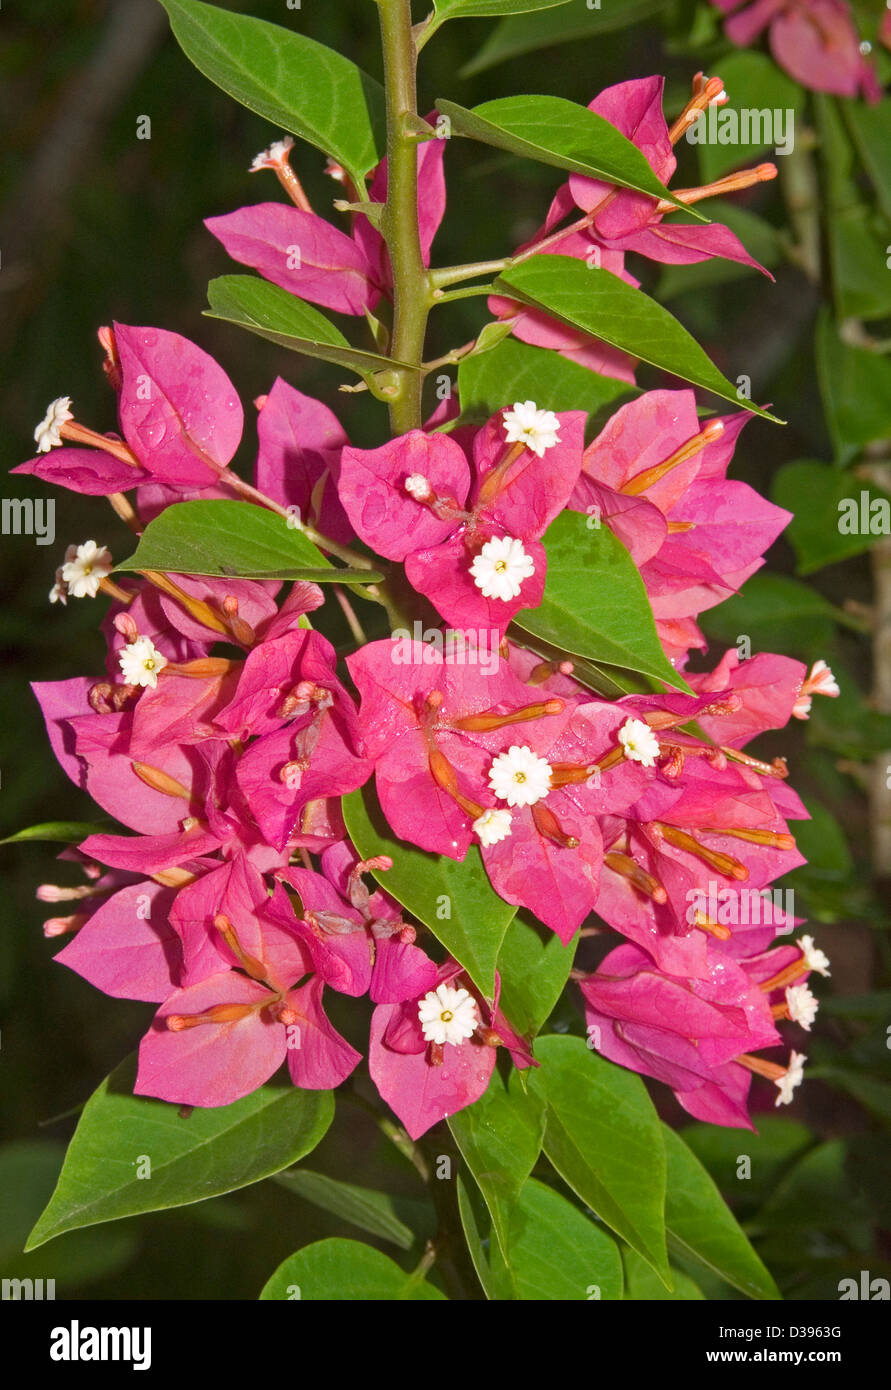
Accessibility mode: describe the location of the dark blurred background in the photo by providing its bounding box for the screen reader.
[1,0,888,1299]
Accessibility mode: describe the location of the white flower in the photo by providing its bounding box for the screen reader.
[469,535,535,601]
[618,717,660,768]
[797,934,831,977]
[118,636,168,689]
[785,983,819,1032]
[418,984,478,1047]
[249,136,294,172]
[807,659,839,697]
[473,808,513,847]
[34,397,73,453]
[48,564,68,606]
[404,473,432,501]
[774,1050,806,1107]
[503,400,561,457]
[488,744,552,808]
[60,540,113,599]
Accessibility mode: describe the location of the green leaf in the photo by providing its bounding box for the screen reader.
[694,52,804,184]
[815,310,891,464]
[513,510,690,691]
[437,96,697,215]
[679,1117,814,1210]
[26,1055,334,1249]
[772,460,891,574]
[488,1177,624,1300]
[119,500,383,583]
[623,1249,704,1301]
[341,783,515,997]
[449,1070,546,1256]
[495,913,576,1038]
[843,98,891,223]
[534,1035,670,1284]
[433,0,573,24]
[457,337,635,424]
[496,257,781,420]
[205,275,411,378]
[463,0,664,74]
[259,1238,446,1300]
[273,1169,416,1250]
[159,0,384,182]
[455,1173,498,1298]
[816,95,891,322]
[0,821,109,846]
[700,573,848,661]
[662,1124,780,1300]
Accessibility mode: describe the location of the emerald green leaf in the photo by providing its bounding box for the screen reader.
[457,337,635,424]
[513,510,690,691]
[534,1035,670,1284]
[623,1249,704,1301]
[496,257,781,421]
[342,783,516,997]
[437,96,697,214]
[449,1070,546,1256]
[816,95,891,322]
[815,310,891,464]
[488,1177,624,1300]
[844,98,891,223]
[205,275,411,378]
[0,821,109,847]
[772,460,891,574]
[26,1056,334,1249]
[159,0,385,181]
[662,1124,780,1300]
[259,1238,446,1300]
[435,0,573,19]
[273,1169,416,1250]
[463,0,664,74]
[455,1174,498,1298]
[119,500,383,583]
[495,914,576,1038]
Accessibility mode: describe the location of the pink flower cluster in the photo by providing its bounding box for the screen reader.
[18,70,839,1138]
[711,0,880,102]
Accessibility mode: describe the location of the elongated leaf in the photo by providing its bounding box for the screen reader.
[458,337,634,424]
[815,310,891,464]
[533,1035,670,1284]
[449,1070,546,1256]
[342,783,515,997]
[495,914,576,1038]
[159,0,385,181]
[259,1238,446,1300]
[206,275,410,378]
[623,1249,704,1301]
[488,1178,624,1300]
[435,0,573,21]
[27,1055,334,1248]
[437,96,696,214]
[0,821,109,847]
[513,510,689,690]
[456,1172,498,1299]
[119,499,383,583]
[662,1124,780,1300]
[273,1169,416,1249]
[495,257,781,421]
[464,0,664,74]
[844,98,891,223]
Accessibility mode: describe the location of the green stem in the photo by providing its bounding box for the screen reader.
[430,257,513,290]
[376,0,432,435]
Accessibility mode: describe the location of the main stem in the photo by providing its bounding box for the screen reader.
[377,0,430,435]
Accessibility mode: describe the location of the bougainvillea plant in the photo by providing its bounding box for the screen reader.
[12,0,888,1303]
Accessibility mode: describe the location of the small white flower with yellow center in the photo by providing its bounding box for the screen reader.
[472,807,513,847]
[469,535,535,601]
[418,983,479,1047]
[786,983,818,1032]
[774,1050,806,1107]
[119,636,168,690]
[617,717,660,768]
[488,744,552,808]
[34,397,73,453]
[249,136,294,173]
[60,541,113,599]
[797,934,831,977]
[503,400,561,457]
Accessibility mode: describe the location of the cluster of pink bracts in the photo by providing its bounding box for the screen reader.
[17,71,839,1140]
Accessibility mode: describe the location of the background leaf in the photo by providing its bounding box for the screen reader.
[463,0,665,73]
[772,460,891,574]
[259,1237,446,1300]
[272,1169,416,1250]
